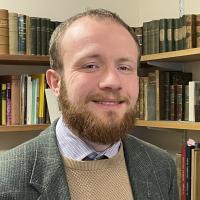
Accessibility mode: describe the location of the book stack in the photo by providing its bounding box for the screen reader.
[0,8,62,55]
[0,73,50,126]
[137,68,193,121]
[0,9,9,54]
[177,140,200,200]
[134,14,200,55]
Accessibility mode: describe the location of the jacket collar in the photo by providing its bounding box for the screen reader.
[123,135,156,199]
[29,120,71,199]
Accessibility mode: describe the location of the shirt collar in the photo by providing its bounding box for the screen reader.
[56,117,121,161]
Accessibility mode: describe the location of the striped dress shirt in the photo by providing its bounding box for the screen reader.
[56,117,121,160]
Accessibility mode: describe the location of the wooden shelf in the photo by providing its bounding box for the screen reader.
[0,124,49,133]
[0,54,49,65]
[135,119,200,130]
[141,47,200,63]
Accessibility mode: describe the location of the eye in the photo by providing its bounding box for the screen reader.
[117,64,134,73]
[81,63,100,72]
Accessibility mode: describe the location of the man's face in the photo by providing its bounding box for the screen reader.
[58,17,139,144]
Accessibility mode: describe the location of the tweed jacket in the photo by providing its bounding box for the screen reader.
[0,120,179,200]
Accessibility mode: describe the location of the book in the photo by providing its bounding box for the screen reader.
[45,89,61,122]
[189,81,200,122]
[1,83,6,126]
[11,75,21,125]
[18,14,27,55]
[167,18,174,51]
[26,76,32,124]
[184,85,189,121]
[181,144,186,200]
[170,85,177,121]
[159,18,167,53]
[191,148,200,200]
[177,85,185,121]
[196,14,200,47]
[30,17,37,55]
[0,9,9,54]
[155,70,165,120]
[184,14,196,49]
[36,18,41,55]
[146,72,156,120]
[134,27,143,55]
[31,78,39,124]
[176,153,181,199]
[8,12,18,54]
[6,82,11,126]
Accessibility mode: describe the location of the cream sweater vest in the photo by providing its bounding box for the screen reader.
[62,146,134,200]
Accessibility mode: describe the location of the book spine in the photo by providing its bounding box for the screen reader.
[18,14,27,55]
[181,144,186,200]
[134,27,143,55]
[8,12,18,55]
[196,14,200,47]
[167,18,174,51]
[36,18,41,55]
[177,85,185,121]
[41,18,47,55]
[30,17,37,55]
[0,85,2,125]
[184,85,189,121]
[164,72,170,120]
[159,18,167,53]
[6,82,11,126]
[147,72,156,120]
[174,18,179,51]
[170,85,177,121]
[143,22,148,55]
[139,77,145,119]
[1,83,6,125]
[11,75,21,125]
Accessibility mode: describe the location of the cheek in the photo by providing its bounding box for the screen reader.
[66,76,94,103]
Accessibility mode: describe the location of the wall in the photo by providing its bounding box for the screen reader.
[0,0,139,26]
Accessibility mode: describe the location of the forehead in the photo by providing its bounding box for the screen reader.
[60,17,138,59]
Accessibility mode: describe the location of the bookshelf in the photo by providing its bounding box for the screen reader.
[0,55,49,65]
[141,47,200,63]
[0,54,50,133]
[139,48,200,131]
[2,49,200,132]
[0,124,49,133]
[135,119,200,130]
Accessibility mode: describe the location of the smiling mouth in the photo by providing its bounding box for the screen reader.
[92,100,124,105]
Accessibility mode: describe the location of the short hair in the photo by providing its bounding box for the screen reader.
[49,8,140,72]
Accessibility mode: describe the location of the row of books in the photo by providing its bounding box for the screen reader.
[134,14,200,55]
[0,73,50,126]
[135,68,200,121]
[0,9,62,55]
[176,139,200,200]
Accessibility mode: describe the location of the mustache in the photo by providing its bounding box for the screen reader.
[85,92,130,103]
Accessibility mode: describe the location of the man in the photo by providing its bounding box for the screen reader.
[0,9,179,199]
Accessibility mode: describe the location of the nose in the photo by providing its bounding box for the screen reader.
[99,67,122,91]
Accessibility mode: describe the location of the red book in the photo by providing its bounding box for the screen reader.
[181,144,186,200]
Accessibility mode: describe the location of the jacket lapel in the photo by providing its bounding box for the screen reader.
[29,122,71,199]
[123,135,159,200]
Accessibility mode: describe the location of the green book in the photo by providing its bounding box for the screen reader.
[159,18,168,53]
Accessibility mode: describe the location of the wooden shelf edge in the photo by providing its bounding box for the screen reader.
[141,47,200,63]
[135,119,200,130]
[0,54,49,65]
[0,124,49,133]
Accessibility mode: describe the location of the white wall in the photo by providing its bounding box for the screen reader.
[0,0,139,26]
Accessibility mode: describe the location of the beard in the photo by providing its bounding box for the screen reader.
[58,79,136,145]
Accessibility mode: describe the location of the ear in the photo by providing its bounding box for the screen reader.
[46,69,61,97]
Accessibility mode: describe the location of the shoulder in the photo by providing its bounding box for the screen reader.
[123,134,176,170]
[0,123,55,194]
